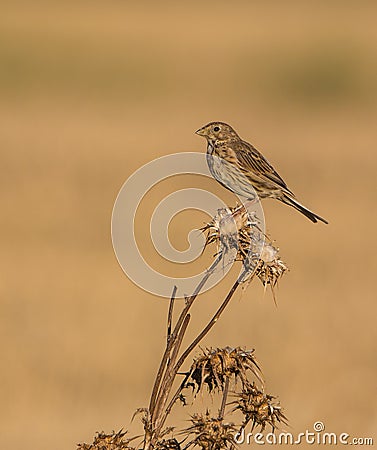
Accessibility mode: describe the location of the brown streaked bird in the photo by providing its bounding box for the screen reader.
[196,121,328,224]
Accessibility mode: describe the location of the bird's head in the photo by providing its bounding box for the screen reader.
[195,122,239,144]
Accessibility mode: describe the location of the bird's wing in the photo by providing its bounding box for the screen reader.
[235,140,294,195]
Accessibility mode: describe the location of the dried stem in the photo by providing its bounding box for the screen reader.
[148,255,221,419]
[157,381,186,436]
[145,255,222,449]
[167,286,177,344]
[154,268,251,437]
[173,268,249,375]
[153,314,191,432]
[219,377,230,420]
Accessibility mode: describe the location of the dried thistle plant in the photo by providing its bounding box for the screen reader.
[182,412,237,450]
[254,243,288,293]
[231,381,288,432]
[77,429,136,450]
[185,347,262,394]
[79,204,289,450]
[201,204,264,267]
[202,203,288,296]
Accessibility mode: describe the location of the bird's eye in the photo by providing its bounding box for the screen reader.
[213,126,220,132]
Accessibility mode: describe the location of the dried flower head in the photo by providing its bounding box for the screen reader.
[202,204,288,292]
[183,412,237,450]
[254,243,288,293]
[186,347,262,394]
[231,382,288,432]
[77,429,136,450]
[201,204,264,268]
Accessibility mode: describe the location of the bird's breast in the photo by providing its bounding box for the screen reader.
[206,146,257,200]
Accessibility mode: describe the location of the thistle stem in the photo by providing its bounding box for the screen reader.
[156,268,251,435]
[219,376,230,420]
[146,255,222,448]
[173,269,249,375]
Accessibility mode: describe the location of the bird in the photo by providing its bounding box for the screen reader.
[195,121,328,224]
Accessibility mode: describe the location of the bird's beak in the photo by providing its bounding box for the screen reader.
[195,127,205,136]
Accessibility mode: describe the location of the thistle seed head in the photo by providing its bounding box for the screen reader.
[231,382,288,432]
[183,412,237,450]
[254,243,288,293]
[77,429,136,450]
[202,205,288,299]
[186,347,262,394]
[201,204,264,268]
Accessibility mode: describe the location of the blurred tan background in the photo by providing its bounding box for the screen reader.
[1,1,376,449]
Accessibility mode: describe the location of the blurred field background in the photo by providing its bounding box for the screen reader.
[1,1,376,448]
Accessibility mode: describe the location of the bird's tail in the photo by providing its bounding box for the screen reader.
[280,195,328,224]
